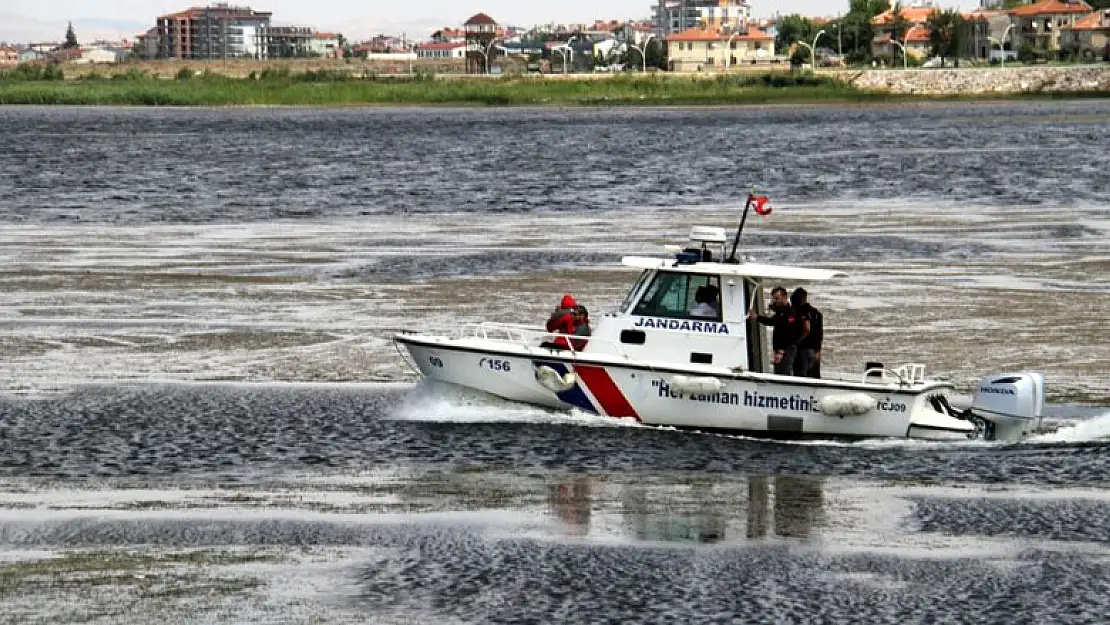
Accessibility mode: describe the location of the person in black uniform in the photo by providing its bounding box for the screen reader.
[791,287,823,378]
[748,286,809,375]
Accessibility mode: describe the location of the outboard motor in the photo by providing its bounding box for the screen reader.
[967,372,1045,441]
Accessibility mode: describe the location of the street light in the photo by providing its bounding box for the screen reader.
[491,43,511,73]
[890,25,920,69]
[553,47,569,73]
[562,35,578,74]
[628,33,655,72]
[794,29,826,70]
[472,38,500,75]
[990,23,1016,68]
[725,32,739,71]
[480,38,502,74]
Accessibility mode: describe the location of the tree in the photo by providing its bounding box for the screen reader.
[593,50,607,70]
[63,22,78,49]
[840,11,876,63]
[855,0,892,17]
[645,39,666,70]
[775,14,816,57]
[888,3,909,45]
[926,9,968,67]
[841,0,890,63]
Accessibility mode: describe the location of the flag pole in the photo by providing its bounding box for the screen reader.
[726,188,755,264]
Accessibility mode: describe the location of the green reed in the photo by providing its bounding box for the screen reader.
[0,70,892,106]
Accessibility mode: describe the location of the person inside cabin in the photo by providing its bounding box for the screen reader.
[541,293,579,350]
[792,287,823,379]
[571,305,591,351]
[748,285,810,375]
[690,284,719,318]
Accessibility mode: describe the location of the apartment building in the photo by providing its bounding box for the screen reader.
[655,0,753,35]
[156,3,272,59]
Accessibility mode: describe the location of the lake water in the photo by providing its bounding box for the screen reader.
[1,102,1109,624]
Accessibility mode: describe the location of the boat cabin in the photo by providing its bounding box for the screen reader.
[587,226,846,373]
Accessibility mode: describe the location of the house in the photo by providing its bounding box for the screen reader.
[0,46,19,67]
[429,27,466,43]
[135,27,160,59]
[309,32,341,57]
[463,12,499,73]
[20,50,47,63]
[611,22,657,46]
[51,48,84,63]
[870,5,937,59]
[416,41,467,59]
[872,26,932,60]
[1060,8,1110,59]
[665,25,774,71]
[1009,0,1093,51]
[71,47,120,64]
[964,9,1013,58]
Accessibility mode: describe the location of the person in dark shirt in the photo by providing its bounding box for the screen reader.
[570,305,591,351]
[791,288,822,378]
[749,286,810,375]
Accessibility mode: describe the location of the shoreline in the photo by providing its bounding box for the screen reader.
[2,71,1109,107]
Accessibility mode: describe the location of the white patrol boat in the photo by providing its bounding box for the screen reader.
[394,198,1045,441]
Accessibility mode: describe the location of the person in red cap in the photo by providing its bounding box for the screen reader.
[543,294,579,350]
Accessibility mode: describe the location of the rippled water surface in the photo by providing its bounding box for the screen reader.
[1,103,1109,624]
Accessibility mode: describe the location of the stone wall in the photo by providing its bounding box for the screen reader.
[836,65,1110,95]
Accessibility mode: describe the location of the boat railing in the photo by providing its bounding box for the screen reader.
[468,322,628,358]
[861,363,927,387]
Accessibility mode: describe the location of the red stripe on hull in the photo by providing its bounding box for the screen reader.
[574,365,640,421]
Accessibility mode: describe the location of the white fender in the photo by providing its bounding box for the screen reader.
[667,375,724,395]
[534,365,577,393]
[818,393,877,417]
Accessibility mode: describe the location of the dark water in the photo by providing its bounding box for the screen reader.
[2,102,1109,225]
[2,103,1110,623]
[2,383,1110,623]
[0,384,1106,484]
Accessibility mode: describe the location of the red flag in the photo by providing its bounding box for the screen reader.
[750,195,772,216]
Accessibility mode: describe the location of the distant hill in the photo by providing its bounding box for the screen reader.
[0,13,149,43]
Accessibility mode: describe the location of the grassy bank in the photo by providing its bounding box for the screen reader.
[0,70,888,106]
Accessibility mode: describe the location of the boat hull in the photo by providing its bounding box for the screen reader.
[396,334,976,441]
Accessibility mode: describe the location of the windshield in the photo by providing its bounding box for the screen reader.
[619,270,651,314]
[632,271,720,320]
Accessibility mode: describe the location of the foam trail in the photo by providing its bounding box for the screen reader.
[389,380,640,428]
[1029,411,1110,443]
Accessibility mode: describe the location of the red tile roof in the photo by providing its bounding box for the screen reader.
[158,6,270,20]
[419,41,467,50]
[665,26,773,42]
[159,8,200,20]
[964,9,1006,18]
[872,7,937,25]
[1066,8,1110,28]
[1011,0,1092,16]
[905,27,931,43]
[873,26,931,43]
[433,27,466,38]
[464,12,496,26]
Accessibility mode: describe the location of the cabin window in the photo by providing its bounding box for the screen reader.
[632,272,721,321]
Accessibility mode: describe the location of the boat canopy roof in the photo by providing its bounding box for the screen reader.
[620,256,849,282]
